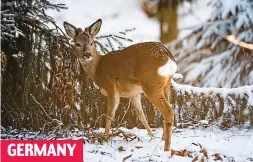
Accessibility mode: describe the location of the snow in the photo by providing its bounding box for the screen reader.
[171,79,253,115]
[83,127,253,162]
[173,73,183,80]
[47,0,212,43]
[209,0,253,28]
[178,0,212,38]
[172,80,253,98]
[174,0,253,87]
[47,0,160,43]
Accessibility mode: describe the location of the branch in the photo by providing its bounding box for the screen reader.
[215,32,253,51]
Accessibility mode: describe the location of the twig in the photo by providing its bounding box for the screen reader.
[93,114,106,128]
[122,154,133,162]
[117,97,132,128]
[110,97,132,137]
[30,94,63,125]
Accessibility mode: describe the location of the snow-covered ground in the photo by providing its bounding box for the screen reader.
[2,126,252,162]
[84,127,253,162]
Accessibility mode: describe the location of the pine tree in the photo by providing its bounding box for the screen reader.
[1,0,67,129]
[171,0,253,87]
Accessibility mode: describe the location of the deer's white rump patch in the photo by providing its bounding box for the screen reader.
[158,59,177,77]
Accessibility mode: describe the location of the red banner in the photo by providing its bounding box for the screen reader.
[0,140,83,162]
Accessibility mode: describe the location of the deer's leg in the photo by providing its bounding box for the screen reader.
[131,94,153,137]
[143,87,174,151]
[164,80,171,103]
[105,93,120,139]
[162,81,172,140]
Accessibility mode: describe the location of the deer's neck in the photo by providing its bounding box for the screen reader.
[81,51,101,81]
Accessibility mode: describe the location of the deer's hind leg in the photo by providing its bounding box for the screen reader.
[131,94,153,137]
[142,80,174,151]
[162,79,173,140]
[164,80,172,103]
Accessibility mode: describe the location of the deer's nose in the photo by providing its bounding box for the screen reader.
[83,52,92,59]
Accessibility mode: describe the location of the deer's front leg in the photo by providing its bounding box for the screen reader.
[105,93,120,140]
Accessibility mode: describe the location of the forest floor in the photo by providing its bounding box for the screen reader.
[1,125,253,162]
[83,126,253,162]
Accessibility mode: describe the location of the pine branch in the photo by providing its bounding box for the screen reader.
[94,28,135,54]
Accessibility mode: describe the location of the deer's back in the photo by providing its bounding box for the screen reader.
[95,42,176,92]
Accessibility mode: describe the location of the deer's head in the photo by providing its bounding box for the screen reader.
[63,19,102,65]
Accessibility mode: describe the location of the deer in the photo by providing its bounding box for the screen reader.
[63,19,177,151]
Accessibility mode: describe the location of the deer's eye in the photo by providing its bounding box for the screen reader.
[90,42,94,46]
[76,43,81,48]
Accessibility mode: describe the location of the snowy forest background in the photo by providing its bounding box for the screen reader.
[1,0,253,161]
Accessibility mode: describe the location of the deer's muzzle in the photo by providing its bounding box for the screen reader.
[83,52,92,59]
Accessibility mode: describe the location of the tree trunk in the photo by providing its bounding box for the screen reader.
[157,4,178,44]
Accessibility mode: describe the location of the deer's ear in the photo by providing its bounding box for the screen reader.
[89,19,102,36]
[63,21,77,38]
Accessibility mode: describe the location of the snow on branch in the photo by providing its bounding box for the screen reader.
[94,28,135,55]
[169,0,253,88]
[172,80,253,106]
[1,0,67,40]
[171,78,253,128]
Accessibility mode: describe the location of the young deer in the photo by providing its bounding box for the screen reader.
[63,19,177,151]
